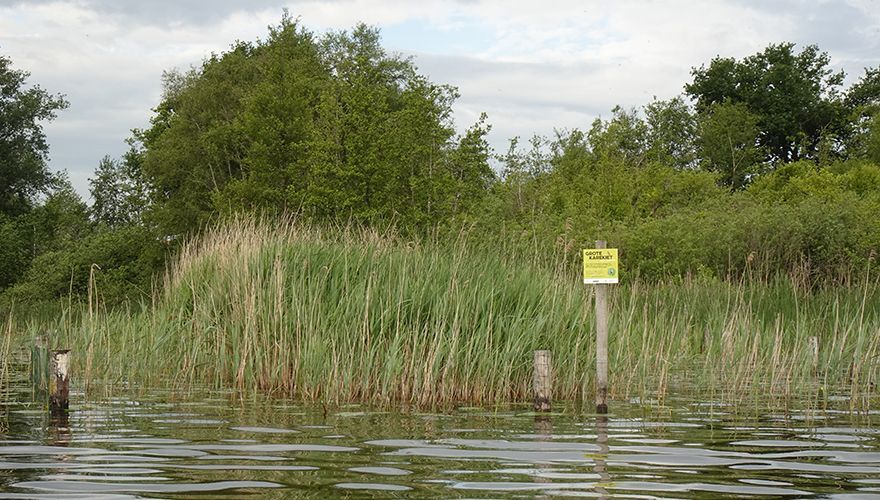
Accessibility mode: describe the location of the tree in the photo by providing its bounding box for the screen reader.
[867,113,880,164]
[644,96,698,170]
[686,43,847,164]
[90,148,150,228]
[698,101,764,189]
[301,23,460,226]
[843,67,880,160]
[137,16,486,233]
[587,106,649,166]
[0,55,68,216]
[0,175,88,290]
[32,174,90,255]
[443,113,494,218]
[846,67,880,111]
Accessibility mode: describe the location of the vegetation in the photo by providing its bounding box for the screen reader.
[1,17,879,406]
[21,218,880,408]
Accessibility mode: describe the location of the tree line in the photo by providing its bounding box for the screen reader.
[2,15,880,306]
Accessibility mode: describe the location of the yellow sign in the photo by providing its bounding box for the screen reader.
[583,248,619,284]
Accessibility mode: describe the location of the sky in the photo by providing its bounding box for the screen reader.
[1,0,879,200]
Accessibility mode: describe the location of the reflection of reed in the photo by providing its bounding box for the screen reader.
[595,415,610,499]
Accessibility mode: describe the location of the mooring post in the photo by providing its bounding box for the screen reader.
[595,240,609,414]
[533,350,552,412]
[49,350,71,415]
[31,334,49,392]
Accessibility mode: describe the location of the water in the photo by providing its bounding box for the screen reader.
[2,383,880,497]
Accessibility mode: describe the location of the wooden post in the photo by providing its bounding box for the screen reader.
[533,350,552,412]
[31,334,50,392]
[595,240,609,414]
[49,350,70,415]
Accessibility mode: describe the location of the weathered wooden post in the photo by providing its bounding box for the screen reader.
[584,241,617,414]
[49,349,71,415]
[31,334,49,393]
[533,350,552,412]
[595,241,609,414]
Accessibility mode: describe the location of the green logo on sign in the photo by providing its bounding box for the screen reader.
[608,268,616,276]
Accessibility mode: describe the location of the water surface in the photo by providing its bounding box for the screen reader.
[2,380,879,497]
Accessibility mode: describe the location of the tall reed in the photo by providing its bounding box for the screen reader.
[0,312,13,431]
[39,216,880,408]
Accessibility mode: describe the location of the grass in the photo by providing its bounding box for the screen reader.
[0,312,14,432]
[13,216,880,409]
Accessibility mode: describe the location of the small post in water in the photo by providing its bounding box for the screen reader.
[533,350,552,412]
[49,350,71,415]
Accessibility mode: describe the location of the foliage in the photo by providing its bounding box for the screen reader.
[90,149,150,228]
[137,16,490,235]
[697,101,764,189]
[0,55,68,217]
[1,225,165,306]
[644,96,698,170]
[686,43,851,164]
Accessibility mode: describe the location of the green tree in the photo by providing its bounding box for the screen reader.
[32,174,90,255]
[587,106,648,166]
[644,96,698,170]
[844,68,880,160]
[137,16,484,233]
[89,149,150,228]
[686,43,847,164]
[0,176,89,290]
[867,113,880,164]
[302,23,464,227]
[697,101,764,189]
[0,55,68,216]
[444,113,494,218]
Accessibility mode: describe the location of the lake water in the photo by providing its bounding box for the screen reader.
[2,372,880,498]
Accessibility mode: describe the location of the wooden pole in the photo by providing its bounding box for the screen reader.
[49,349,71,415]
[533,350,552,412]
[595,240,609,414]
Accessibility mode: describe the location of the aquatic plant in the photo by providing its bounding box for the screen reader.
[29,216,880,408]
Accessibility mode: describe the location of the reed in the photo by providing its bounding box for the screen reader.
[27,216,880,408]
[0,312,13,431]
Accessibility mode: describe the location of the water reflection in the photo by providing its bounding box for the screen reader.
[1,386,879,498]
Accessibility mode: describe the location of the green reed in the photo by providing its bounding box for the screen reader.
[26,216,880,408]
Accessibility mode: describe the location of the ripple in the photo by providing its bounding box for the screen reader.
[230,426,299,434]
[12,480,282,493]
[334,482,411,491]
[349,466,412,476]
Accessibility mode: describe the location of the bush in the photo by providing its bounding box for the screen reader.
[1,226,167,306]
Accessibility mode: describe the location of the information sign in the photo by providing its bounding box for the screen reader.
[583,248,619,284]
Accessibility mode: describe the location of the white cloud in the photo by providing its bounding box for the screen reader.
[0,0,877,199]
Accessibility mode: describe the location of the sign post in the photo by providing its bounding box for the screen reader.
[584,241,618,414]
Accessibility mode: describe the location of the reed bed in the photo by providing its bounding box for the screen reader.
[26,217,880,408]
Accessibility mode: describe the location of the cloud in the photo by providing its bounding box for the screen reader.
[1,0,878,199]
[0,0,288,27]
